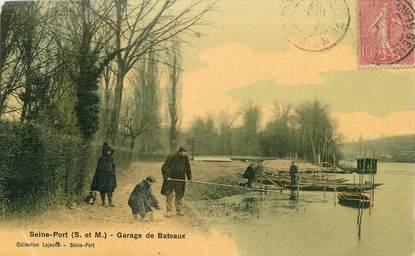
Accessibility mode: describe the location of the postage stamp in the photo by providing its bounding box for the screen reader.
[359,0,415,67]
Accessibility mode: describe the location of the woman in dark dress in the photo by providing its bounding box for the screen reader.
[91,143,117,207]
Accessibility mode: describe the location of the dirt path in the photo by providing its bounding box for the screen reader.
[0,161,240,256]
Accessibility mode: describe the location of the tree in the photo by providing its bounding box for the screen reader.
[259,104,295,157]
[1,1,64,123]
[189,117,218,155]
[295,100,340,164]
[166,38,181,153]
[134,50,162,152]
[107,0,213,144]
[236,103,261,156]
[217,111,238,155]
[100,25,116,140]
[118,96,147,149]
[0,1,26,117]
[122,50,162,151]
[49,0,119,140]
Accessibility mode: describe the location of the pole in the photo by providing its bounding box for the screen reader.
[371,150,376,210]
[333,153,337,206]
[260,173,283,190]
[357,152,366,240]
[353,173,356,188]
[167,178,281,193]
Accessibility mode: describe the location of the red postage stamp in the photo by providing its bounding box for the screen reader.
[359,0,415,67]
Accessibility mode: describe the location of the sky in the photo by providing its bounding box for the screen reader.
[1,0,414,142]
[177,0,415,142]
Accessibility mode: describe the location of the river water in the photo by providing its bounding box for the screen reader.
[191,162,415,256]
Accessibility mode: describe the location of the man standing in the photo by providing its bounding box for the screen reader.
[289,161,298,189]
[243,163,256,188]
[161,147,192,217]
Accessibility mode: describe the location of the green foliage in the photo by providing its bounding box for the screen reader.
[295,100,341,163]
[75,63,100,140]
[236,104,261,156]
[189,117,219,155]
[0,122,93,216]
[259,105,294,157]
[181,100,341,162]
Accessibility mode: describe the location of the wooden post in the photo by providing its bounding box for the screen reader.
[296,174,300,198]
[333,153,337,206]
[353,173,356,188]
[369,159,372,215]
[191,137,195,160]
[370,150,376,211]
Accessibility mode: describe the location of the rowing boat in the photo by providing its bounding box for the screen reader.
[337,192,371,208]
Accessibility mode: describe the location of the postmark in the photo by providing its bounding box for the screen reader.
[283,0,351,52]
[359,0,415,67]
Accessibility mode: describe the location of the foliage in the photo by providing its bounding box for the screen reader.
[0,121,93,216]
[188,117,219,155]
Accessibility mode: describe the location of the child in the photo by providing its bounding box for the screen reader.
[128,176,160,221]
[91,142,117,207]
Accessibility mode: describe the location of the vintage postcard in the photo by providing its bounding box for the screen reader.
[0,0,414,256]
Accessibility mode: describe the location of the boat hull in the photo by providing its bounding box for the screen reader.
[337,192,371,208]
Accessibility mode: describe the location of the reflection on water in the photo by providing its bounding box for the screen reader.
[190,162,415,256]
[193,190,306,223]
[288,191,297,208]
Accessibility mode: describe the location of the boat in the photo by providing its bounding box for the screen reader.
[274,183,382,192]
[337,192,372,208]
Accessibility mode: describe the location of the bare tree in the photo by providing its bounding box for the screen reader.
[0,1,26,117]
[118,96,147,149]
[166,38,181,152]
[15,1,60,122]
[129,50,161,152]
[46,0,121,140]
[107,0,213,144]
[100,36,116,140]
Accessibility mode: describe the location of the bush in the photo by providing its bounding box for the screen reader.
[0,121,94,217]
[0,121,166,218]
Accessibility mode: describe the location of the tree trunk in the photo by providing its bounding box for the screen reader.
[109,67,124,144]
[103,82,111,140]
[108,1,124,145]
[130,136,135,149]
[169,123,178,152]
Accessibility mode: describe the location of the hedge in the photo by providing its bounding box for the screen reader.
[0,121,167,217]
[0,122,95,217]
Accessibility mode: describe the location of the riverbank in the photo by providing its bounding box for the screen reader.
[0,161,242,256]
[1,160,413,256]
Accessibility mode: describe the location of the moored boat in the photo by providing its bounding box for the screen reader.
[337,192,371,208]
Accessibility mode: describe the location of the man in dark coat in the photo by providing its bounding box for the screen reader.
[289,161,298,189]
[161,146,192,217]
[91,142,117,207]
[243,163,256,188]
[128,176,159,221]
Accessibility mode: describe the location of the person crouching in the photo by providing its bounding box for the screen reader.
[128,176,160,221]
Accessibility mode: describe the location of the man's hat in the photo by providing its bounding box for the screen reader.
[146,176,157,183]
